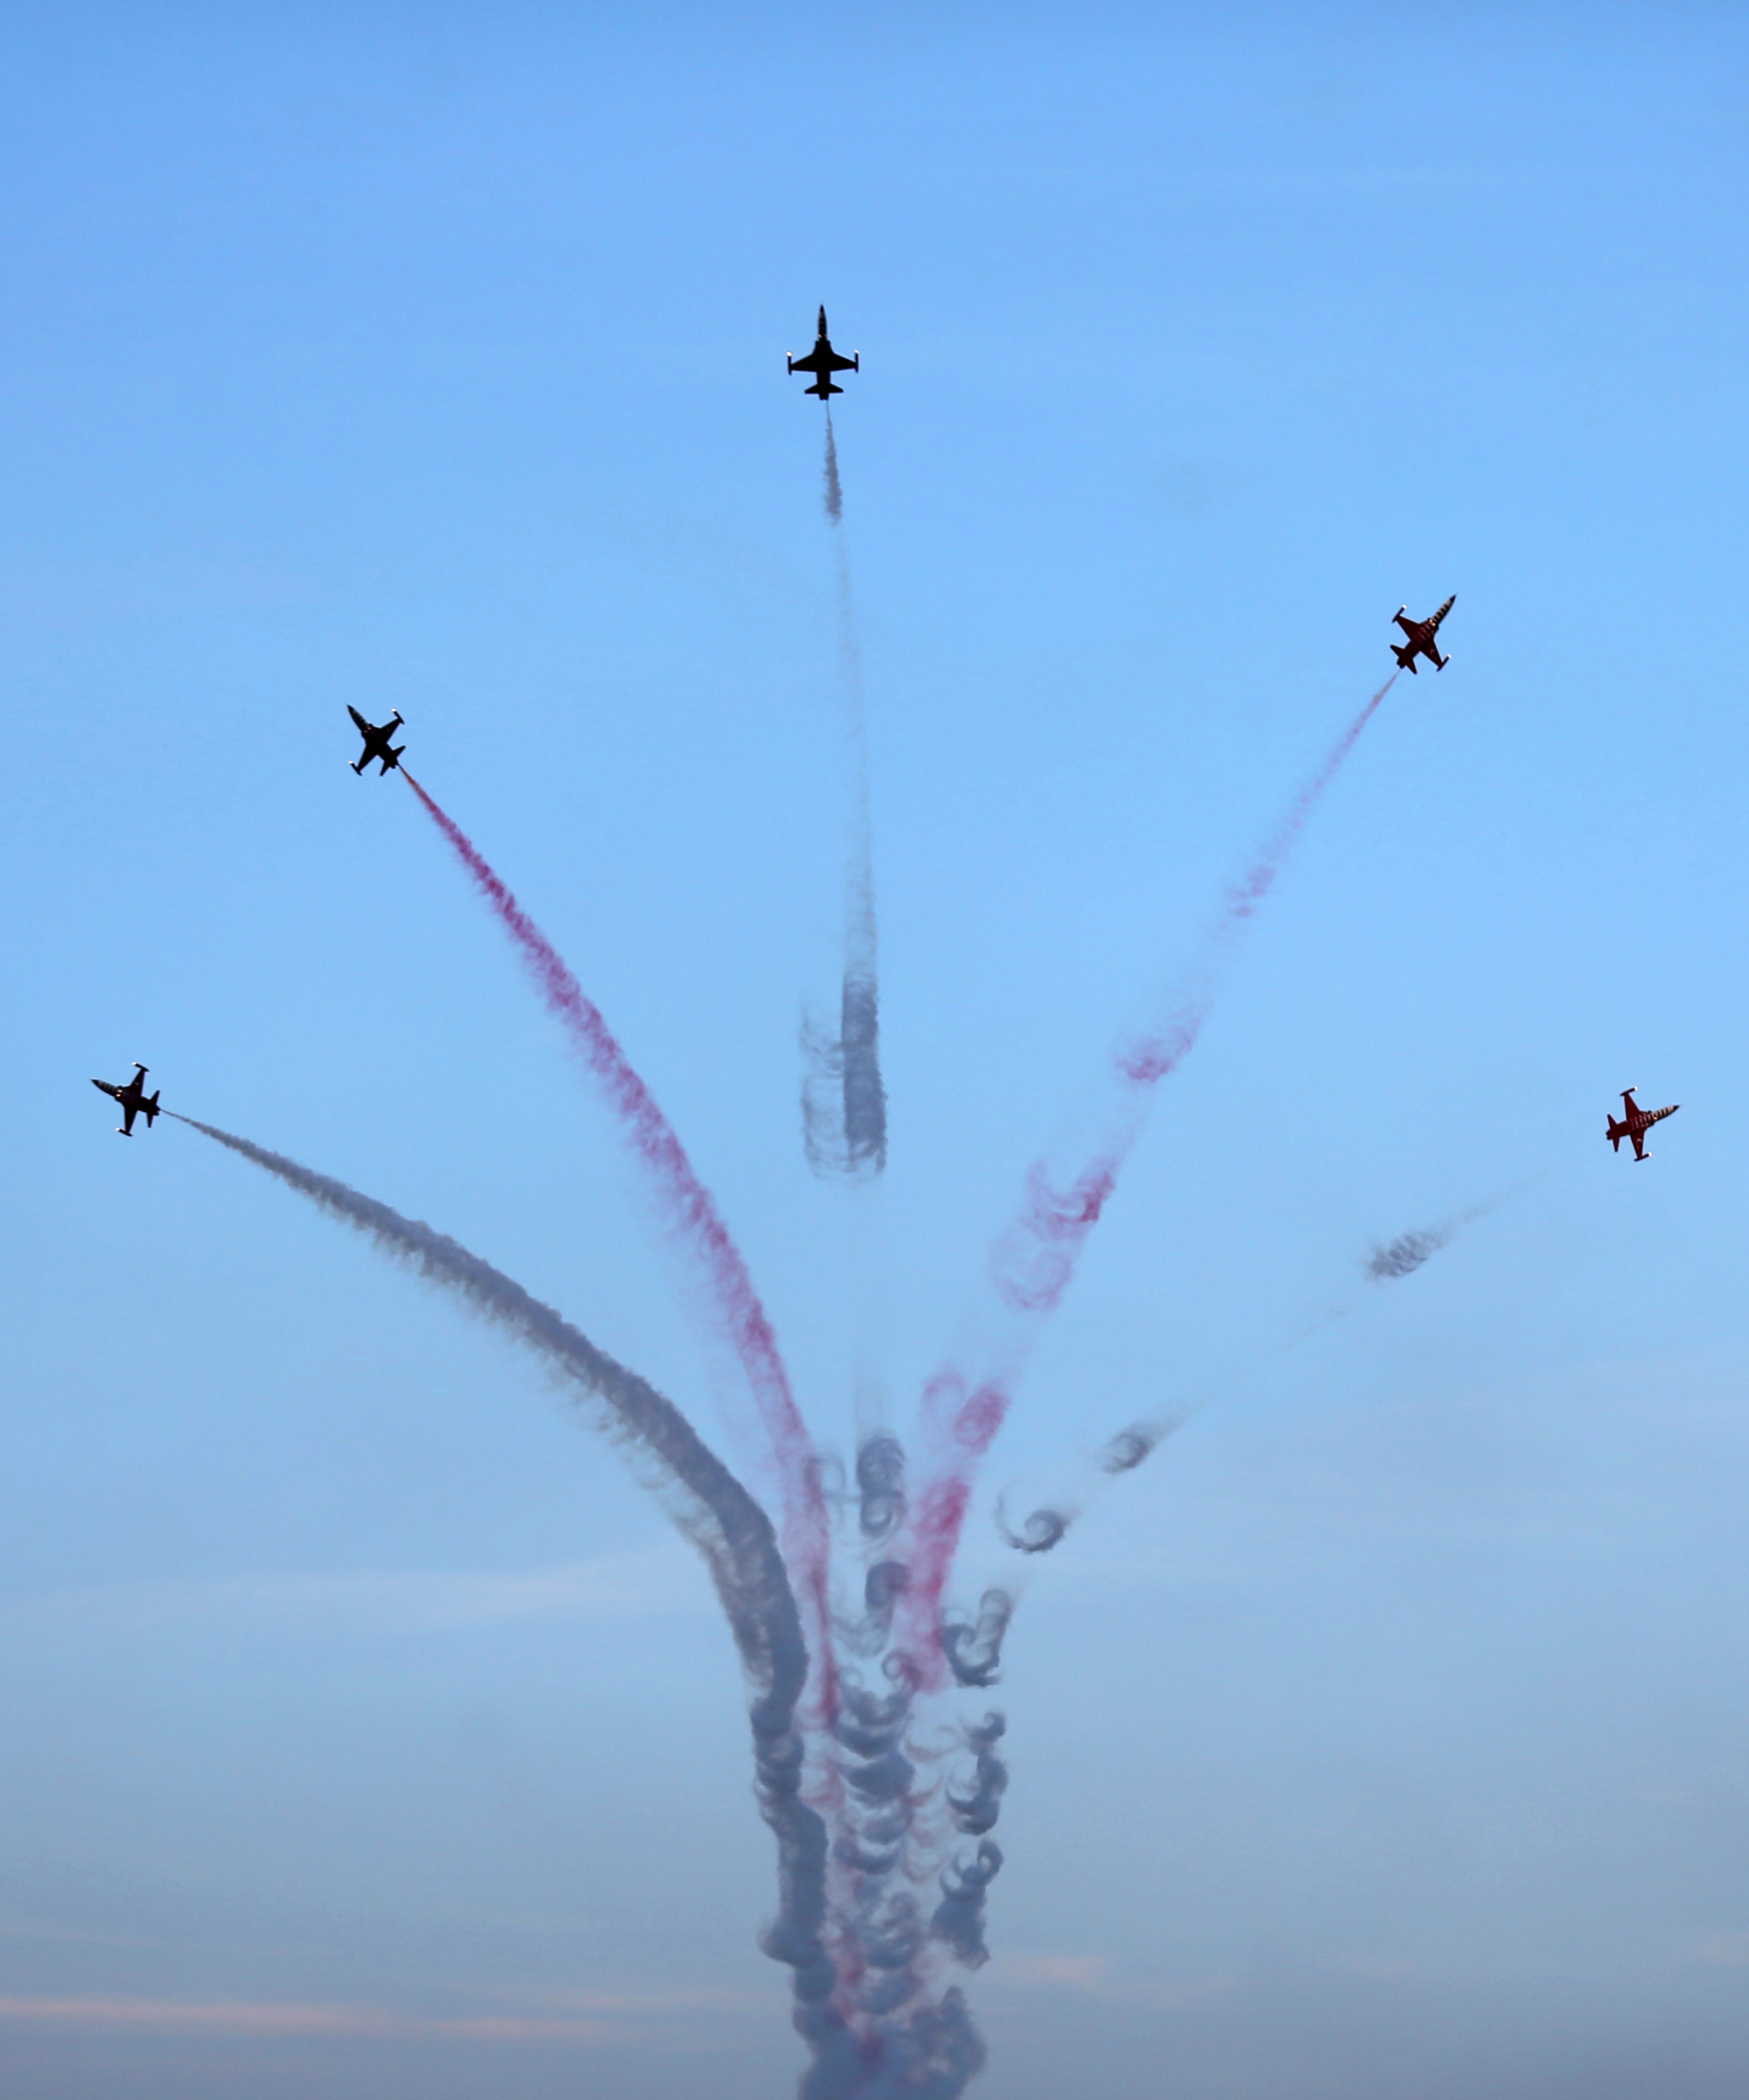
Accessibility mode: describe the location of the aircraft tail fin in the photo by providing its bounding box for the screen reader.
[1391,643,1416,671]
[144,1092,160,1124]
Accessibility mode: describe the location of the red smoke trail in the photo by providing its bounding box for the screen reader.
[903,675,1397,1655]
[400,770,835,1700]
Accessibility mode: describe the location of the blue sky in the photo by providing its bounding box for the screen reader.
[4,4,1749,2094]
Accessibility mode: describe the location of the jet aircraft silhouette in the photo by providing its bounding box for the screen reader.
[349,706,405,776]
[1606,1088,1679,1162]
[787,306,858,399]
[1391,595,1456,674]
[92,1062,160,1136]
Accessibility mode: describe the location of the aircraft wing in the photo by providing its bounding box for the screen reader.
[1392,612,1421,640]
[822,348,857,373]
[1629,1130,1647,1160]
[119,1099,139,1135]
[788,348,829,374]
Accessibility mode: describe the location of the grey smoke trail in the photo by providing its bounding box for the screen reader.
[166,1115,840,2056]
[993,1495,1070,1555]
[999,1186,1518,1569]
[803,408,887,1183]
[985,1415,1192,1569]
[930,1840,1004,1970]
[1366,1226,1452,1279]
[815,1453,1008,2086]
[1366,1191,1509,1282]
[941,1589,1015,1689]
[946,1714,1009,1837]
[928,1717,1009,1975]
[823,408,844,525]
[1102,1420,1174,1474]
[857,1432,908,1543]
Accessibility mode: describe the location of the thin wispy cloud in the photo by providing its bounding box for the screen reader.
[0,1919,180,1951]
[541,1985,767,2014]
[0,1544,707,1641]
[0,1996,607,2042]
[990,1954,1239,2009]
[1692,1935,1749,1969]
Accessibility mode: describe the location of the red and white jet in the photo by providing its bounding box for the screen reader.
[1606,1087,1679,1162]
[1390,595,1455,674]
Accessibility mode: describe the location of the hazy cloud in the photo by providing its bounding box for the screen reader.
[0,1997,607,2042]
[0,1545,708,1642]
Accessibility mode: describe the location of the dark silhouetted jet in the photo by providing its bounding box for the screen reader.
[1391,595,1456,674]
[92,1062,160,1136]
[787,307,859,398]
[349,706,405,776]
[1607,1088,1679,1162]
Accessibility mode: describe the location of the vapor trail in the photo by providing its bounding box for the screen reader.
[904,676,1398,1644]
[164,1113,837,2036]
[803,410,887,1183]
[399,770,833,1686]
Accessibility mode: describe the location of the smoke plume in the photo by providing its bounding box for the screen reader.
[173,1109,999,2096]
[400,771,833,1676]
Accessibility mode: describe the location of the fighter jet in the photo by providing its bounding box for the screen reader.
[1606,1087,1679,1162]
[1390,595,1456,674]
[787,306,859,399]
[92,1063,160,1136]
[348,706,405,776]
